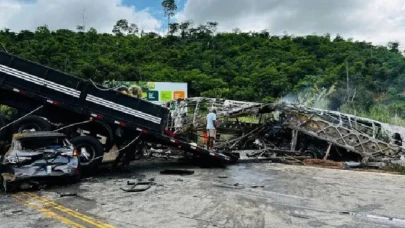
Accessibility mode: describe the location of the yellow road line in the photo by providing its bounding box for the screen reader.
[13,195,85,228]
[23,192,116,228]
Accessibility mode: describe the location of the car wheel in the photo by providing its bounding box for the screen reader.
[1,175,15,193]
[0,175,5,192]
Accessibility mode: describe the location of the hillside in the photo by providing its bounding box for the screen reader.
[1,21,405,124]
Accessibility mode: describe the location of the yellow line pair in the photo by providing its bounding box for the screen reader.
[14,192,115,228]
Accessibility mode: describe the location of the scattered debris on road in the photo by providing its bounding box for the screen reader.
[340,211,405,227]
[251,185,265,188]
[212,182,244,189]
[59,192,78,198]
[11,209,23,214]
[121,181,155,192]
[159,169,195,175]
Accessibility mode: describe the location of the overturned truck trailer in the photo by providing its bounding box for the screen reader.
[168,98,405,163]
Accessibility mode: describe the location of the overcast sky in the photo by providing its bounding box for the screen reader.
[1,0,405,47]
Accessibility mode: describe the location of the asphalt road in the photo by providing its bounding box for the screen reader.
[1,161,405,228]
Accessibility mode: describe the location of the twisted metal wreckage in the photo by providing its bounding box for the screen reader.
[166,97,405,167]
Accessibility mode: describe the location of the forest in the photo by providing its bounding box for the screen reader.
[1,18,405,125]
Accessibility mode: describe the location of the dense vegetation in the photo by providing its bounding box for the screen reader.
[1,19,405,124]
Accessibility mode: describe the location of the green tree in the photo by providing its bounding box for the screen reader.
[161,0,177,34]
[2,21,405,125]
[112,19,138,36]
[112,19,129,35]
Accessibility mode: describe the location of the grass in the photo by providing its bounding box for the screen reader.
[341,104,405,126]
[228,116,260,124]
[383,163,405,175]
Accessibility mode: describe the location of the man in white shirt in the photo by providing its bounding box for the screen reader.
[206,108,217,150]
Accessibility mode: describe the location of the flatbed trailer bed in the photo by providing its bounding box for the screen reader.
[0,51,230,165]
[146,132,231,162]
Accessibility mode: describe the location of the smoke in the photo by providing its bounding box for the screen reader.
[280,93,298,104]
[280,85,335,110]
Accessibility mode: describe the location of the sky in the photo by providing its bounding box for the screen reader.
[1,0,405,47]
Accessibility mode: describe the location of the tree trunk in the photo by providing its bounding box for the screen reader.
[168,15,170,35]
[346,60,349,101]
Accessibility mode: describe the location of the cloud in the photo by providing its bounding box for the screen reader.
[2,0,405,47]
[0,0,162,33]
[176,0,405,46]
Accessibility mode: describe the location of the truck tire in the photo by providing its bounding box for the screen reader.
[70,136,104,168]
[0,115,8,141]
[78,120,115,153]
[302,150,318,159]
[11,115,52,134]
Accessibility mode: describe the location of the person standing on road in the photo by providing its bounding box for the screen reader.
[206,108,217,151]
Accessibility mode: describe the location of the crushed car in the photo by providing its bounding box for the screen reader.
[0,131,80,192]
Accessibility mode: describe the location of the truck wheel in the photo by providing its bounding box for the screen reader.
[77,120,115,153]
[0,115,8,141]
[70,136,103,167]
[133,140,146,160]
[11,115,52,134]
[302,150,318,159]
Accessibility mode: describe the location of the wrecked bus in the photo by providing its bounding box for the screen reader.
[168,97,405,165]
